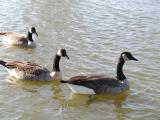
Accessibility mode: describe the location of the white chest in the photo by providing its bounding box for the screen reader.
[27,41,36,47]
[50,72,62,80]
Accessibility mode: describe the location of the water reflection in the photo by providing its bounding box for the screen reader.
[60,91,129,120]
[5,76,129,120]
[7,77,58,92]
[92,93,129,120]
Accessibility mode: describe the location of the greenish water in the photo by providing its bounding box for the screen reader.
[0,0,160,120]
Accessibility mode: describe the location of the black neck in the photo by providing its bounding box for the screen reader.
[53,55,61,72]
[116,57,126,81]
[27,32,33,41]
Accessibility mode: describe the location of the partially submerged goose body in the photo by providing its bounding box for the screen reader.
[0,49,69,81]
[0,27,38,48]
[61,52,138,94]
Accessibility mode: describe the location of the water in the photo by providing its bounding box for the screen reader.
[0,0,160,119]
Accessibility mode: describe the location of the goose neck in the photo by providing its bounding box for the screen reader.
[116,57,126,81]
[27,32,33,42]
[53,55,61,72]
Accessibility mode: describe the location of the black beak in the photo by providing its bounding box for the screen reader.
[132,57,138,61]
[34,31,38,36]
[65,55,69,59]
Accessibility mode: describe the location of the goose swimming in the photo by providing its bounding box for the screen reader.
[0,49,69,81]
[0,27,38,48]
[61,52,138,94]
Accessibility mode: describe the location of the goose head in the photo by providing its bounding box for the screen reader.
[121,52,138,62]
[57,48,69,59]
[29,27,38,36]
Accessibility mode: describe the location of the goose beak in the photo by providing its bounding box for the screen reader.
[132,57,138,61]
[65,55,69,59]
[34,31,38,36]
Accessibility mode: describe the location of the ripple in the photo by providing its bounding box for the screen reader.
[0,0,160,119]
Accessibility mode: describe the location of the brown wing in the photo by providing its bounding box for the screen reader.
[5,61,49,76]
[1,32,27,42]
[2,32,24,37]
[69,75,105,81]
[68,75,119,90]
[5,61,38,68]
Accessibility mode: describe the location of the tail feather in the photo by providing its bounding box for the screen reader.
[0,60,7,67]
[0,32,7,35]
[60,80,68,83]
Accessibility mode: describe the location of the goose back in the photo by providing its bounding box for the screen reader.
[3,61,52,81]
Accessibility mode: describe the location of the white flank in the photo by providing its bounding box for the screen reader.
[68,84,96,95]
[5,68,23,79]
[50,71,62,80]
[3,37,14,45]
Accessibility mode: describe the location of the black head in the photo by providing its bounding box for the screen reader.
[121,52,138,61]
[29,27,38,36]
[57,49,69,59]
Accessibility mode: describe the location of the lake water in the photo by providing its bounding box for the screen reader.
[0,0,160,120]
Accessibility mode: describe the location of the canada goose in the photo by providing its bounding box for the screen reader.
[0,49,69,81]
[0,27,38,47]
[61,52,138,94]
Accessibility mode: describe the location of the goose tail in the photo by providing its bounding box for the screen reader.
[0,32,7,35]
[60,80,68,83]
[0,60,7,67]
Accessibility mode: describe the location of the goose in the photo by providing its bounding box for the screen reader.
[0,27,38,48]
[0,49,69,81]
[61,52,138,94]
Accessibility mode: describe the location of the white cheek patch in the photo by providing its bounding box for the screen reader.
[122,54,129,61]
[57,49,62,56]
[29,28,32,33]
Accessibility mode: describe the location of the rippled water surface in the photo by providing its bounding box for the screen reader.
[0,0,160,119]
